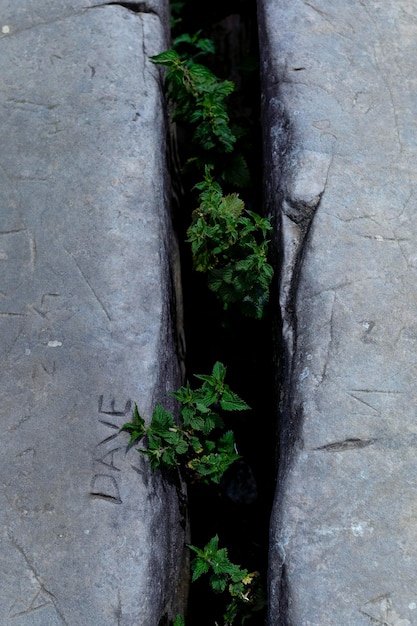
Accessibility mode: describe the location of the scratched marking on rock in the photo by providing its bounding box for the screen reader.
[347,388,403,417]
[90,474,122,505]
[9,589,51,618]
[360,594,410,626]
[90,396,132,505]
[7,530,68,624]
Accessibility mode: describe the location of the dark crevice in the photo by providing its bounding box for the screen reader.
[257,10,313,624]
[314,437,377,452]
[282,200,320,450]
[98,2,159,15]
[277,563,292,626]
[257,51,333,619]
[158,613,169,626]
[167,1,277,624]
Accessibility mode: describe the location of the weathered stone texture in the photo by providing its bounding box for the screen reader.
[259,1,417,624]
[0,2,186,624]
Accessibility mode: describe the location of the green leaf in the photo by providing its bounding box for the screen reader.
[180,404,196,427]
[150,49,181,66]
[119,404,146,445]
[194,401,211,414]
[217,430,236,454]
[173,31,215,57]
[188,542,207,559]
[175,439,189,455]
[162,429,182,445]
[212,361,227,382]
[202,534,220,554]
[162,447,177,467]
[210,573,228,593]
[195,37,216,55]
[220,194,245,218]
[189,451,239,484]
[190,435,203,453]
[195,361,226,389]
[173,615,185,626]
[172,32,194,46]
[200,412,219,435]
[170,381,194,405]
[189,414,205,431]
[220,390,250,412]
[191,557,211,581]
[188,62,217,83]
[150,403,175,433]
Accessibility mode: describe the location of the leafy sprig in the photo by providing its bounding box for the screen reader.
[189,535,265,625]
[151,49,236,154]
[120,362,249,484]
[187,168,274,318]
[151,32,274,318]
[173,30,216,60]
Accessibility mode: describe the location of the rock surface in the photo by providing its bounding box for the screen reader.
[0,2,187,625]
[259,1,417,624]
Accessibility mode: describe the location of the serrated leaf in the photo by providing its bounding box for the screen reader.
[162,429,182,445]
[150,49,180,66]
[161,447,177,467]
[188,63,216,83]
[220,193,245,218]
[220,390,250,412]
[150,403,174,433]
[191,558,210,581]
[194,401,211,414]
[210,573,228,593]
[180,404,195,427]
[195,37,216,55]
[188,434,201,451]
[189,414,205,431]
[175,439,189,455]
[205,534,220,553]
[170,382,193,404]
[201,412,217,435]
[217,430,236,453]
[172,33,194,46]
[188,543,205,558]
[119,404,146,445]
[212,361,227,382]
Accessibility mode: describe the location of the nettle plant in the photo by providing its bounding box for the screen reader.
[151,34,274,319]
[120,362,265,625]
[189,535,265,625]
[151,37,236,156]
[120,362,248,484]
[172,535,265,626]
[188,167,273,319]
[141,12,269,625]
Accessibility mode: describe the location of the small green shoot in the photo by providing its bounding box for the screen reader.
[173,30,216,59]
[170,1,185,29]
[189,535,265,624]
[119,404,146,446]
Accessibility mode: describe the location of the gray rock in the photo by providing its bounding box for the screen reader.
[0,2,187,625]
[259,1,417,624]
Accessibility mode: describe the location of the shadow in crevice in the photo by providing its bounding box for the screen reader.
[170,1,277,624]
